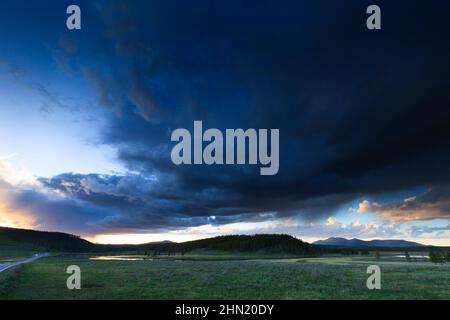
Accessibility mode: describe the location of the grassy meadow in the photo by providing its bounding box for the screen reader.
[1,251,449,300]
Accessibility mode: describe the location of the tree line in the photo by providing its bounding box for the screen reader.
[0,227,94,252]
[429,251,450,264]
[144,234,315,255]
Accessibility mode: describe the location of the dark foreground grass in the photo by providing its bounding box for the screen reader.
[0,256,449,300]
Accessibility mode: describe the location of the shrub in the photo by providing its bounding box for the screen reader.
[429,251,446,264]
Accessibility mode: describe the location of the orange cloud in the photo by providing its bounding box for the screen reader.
[373,200,450,222]
[372,186,450,222]
[0,202,35,229]
[326,216,340,226]
[349,200,371,214]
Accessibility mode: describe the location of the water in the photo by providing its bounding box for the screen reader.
[90,255,149,261]
[394,255,429,259]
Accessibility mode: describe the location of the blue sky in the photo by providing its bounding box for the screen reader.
[0,0,450,245]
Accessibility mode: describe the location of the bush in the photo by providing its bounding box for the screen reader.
[429,251,447,264]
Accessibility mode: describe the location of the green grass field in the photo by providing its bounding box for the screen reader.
[1,252,449,300]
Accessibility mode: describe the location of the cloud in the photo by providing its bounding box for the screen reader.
[407,224,450,238]
[0,62,77,114]
[85,69,125,115]
[326,216,340,226]
[1,158,447,242]
[349,200,371,214]
[0,161,118,236]
[373,186,450,222]
[35,1,450,234]
[0,160,40,188]
[2,1,450,238]
[352,221,362,228]
[87,1,450,225]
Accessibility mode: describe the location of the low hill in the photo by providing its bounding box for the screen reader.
[313,237,427,249]
[146,234,314,255]
[0,227,94,253]
[0,227,314,255]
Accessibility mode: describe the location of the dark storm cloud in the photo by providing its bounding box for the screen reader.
[38,0,450,231]
[39,172,282,232]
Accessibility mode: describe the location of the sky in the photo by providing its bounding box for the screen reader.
[0,0,450,245]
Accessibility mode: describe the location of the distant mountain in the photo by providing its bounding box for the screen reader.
[313,237,426,248]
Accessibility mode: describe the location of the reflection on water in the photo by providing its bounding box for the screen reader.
[90,255,148,261]
[394,255,429,259]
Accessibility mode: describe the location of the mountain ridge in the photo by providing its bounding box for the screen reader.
[313,237,428,248]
